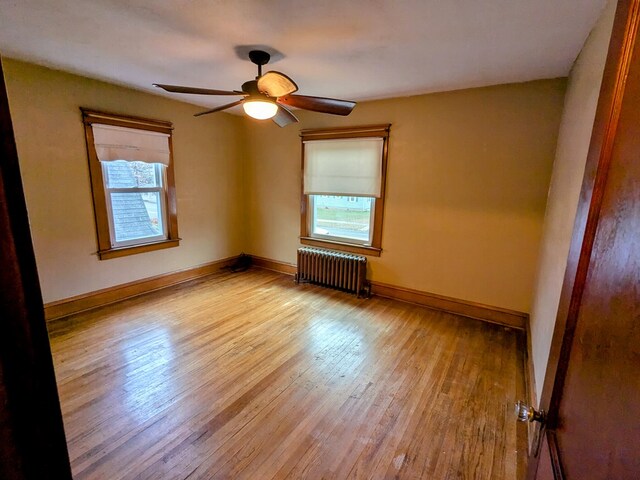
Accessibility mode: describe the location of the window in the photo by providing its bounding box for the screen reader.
[300,125,390,256]
[309,195,374,244]
[82,109,179,259]
[102,161,167,247]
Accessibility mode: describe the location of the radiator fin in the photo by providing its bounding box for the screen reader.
[295,247,368,297]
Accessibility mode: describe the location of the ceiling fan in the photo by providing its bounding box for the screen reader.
[154,50,356,127]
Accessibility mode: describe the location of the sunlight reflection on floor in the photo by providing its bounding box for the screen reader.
[122,327,177,423]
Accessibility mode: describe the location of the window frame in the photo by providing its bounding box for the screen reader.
[300,124,390,257]
[81,108,180,260]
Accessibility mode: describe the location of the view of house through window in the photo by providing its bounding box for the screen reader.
[102,160,167,246]
[310,195,374,244]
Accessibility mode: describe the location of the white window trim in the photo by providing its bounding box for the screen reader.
[307,195,376,246]
[102,162,169,248]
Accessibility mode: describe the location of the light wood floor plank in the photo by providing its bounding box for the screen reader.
[49,268,525,479]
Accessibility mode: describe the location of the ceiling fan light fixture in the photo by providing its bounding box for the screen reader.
[155,49,355,124]
[243,98,278,120]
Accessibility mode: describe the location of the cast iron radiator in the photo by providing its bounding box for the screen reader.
[295,247,369,298]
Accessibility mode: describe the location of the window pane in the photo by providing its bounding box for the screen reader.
[104,161,161,188]
[312,195,373,243]
[110,192,165,243]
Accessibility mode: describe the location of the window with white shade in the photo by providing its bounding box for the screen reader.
[82,110,179,260]
[300,125,390,256]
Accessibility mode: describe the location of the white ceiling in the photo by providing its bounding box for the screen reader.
[0,0,607,111]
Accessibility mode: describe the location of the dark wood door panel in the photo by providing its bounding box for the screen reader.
[530,1,640,478]
[555,21,640,476]
[535,434,556,480]
[0,57,72,479]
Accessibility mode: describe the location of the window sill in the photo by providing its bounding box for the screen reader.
[300,236,381,257]
[98,238,180,260]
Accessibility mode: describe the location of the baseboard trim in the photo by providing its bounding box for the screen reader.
[44,255,239,321]
[250,255,297,275]
[247,255,527,330]
[369,281,527,330]
[47,252,528,331]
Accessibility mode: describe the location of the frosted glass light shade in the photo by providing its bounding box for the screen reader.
[243,99,278,120]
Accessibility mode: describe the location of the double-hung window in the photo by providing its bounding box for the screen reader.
[300,125,390,256]
[102,160,167,247]
[82,109,179,259]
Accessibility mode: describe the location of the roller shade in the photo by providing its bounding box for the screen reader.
[91,124,170,165]
[303,138,383,197]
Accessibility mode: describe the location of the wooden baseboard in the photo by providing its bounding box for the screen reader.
[44,255,239,321]
[369,281,527,330]
[247,254,527,330]
[48,252,528,331]
[250,255,297,275]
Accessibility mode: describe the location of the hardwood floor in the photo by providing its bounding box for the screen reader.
[49,268,526,479]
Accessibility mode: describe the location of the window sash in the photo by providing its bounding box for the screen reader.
[106,187,164,194]
[105,193,168,248]
[308,195,375,246]
[101,161,169,248]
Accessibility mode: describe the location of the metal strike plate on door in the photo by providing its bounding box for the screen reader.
[515,400,545,424]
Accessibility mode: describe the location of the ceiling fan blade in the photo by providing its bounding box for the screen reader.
[277,94,356,116]
[257,71,298,97]
[154,83,246,96]
[272,104,299,128]
[194,99,245,117]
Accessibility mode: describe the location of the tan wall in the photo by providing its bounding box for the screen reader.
[245,79,566,313]
[529,0,615,404]
[4,59,568,316]
[3,59,246,303]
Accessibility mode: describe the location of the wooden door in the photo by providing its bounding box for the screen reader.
[528,1,640,478]
[0,57,72,478]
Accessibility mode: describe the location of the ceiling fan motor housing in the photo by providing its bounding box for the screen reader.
[242,80,261,96]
